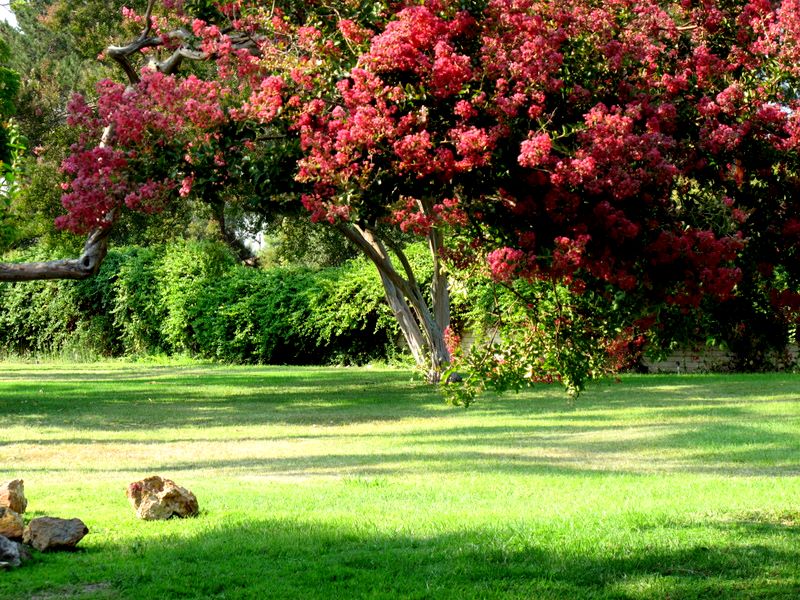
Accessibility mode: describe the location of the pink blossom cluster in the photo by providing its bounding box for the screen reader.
[55,0,800,326]
[646,229,745,304]
[368,5,475,99]
[337,19,371,46]
[433,197,468,227]
[556,103,679,201]
[123,179,170,213]
[301,193,351,224]
[551,235,591,278]
[57,146,129,233]
[443,326,462,357]
[518,133,551,169]
[391,197,436,235]
[58,67,228,231]
[232,76,285,123]
[486,247,529,282]
[94,72,225,148]
[390,196,468,234]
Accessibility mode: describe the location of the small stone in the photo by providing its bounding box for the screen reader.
[126,476,199,520]
[446,372,464,384]
[0,535,22,568]
[0,480,27,514]
[0,507,24,540]
[23,517,89,552]
[17,542,31,563]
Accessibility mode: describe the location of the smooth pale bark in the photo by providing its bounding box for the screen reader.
[337,222,451,382]
[0,226,111,281]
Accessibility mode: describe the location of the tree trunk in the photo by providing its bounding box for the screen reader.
[428,225,450,369]
[337,222,451,382]
[210,201,258,265]
[378,270,428,367]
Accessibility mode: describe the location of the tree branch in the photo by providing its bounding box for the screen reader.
[0,222,112,281]
[107,29,193,83]
[0,6,265,283]
[142,0,157,39]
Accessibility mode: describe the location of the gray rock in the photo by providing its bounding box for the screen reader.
[126,476,199,520]
[446,372,464,383]
[23,517,89,552]
[17,542,31,563]
[0,480,27,514]
[0,534,22,568]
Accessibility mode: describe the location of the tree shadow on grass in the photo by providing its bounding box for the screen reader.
[4,418,800,479]
[4,368,799,432]
[2,514,799,599]
[10,439,800,480]
[0,367,449,429]
[2,368,800,478]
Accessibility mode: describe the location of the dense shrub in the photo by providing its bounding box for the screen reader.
[0,247,105,357]
[191,266,319,363]
[156,240,236,353]
[109,246,167,355]
[0,241,407,364]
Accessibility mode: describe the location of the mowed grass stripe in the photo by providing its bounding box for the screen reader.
[0,362,798,598]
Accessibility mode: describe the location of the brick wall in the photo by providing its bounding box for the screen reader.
[642,345,799,373]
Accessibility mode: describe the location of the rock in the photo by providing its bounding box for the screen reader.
[0,507,24,540]
[17,541,32,563]
[23,517,89,552]
[126,476,199,520]
[0,479,27,514]
[446,372,464,384]
[0,535,22,568]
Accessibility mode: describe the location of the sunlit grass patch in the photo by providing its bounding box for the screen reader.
[1,363,799,598]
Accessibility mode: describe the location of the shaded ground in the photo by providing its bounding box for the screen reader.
[0,364,798,598]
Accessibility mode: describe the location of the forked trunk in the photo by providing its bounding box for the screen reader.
[379,271,450,382]
[337,222,451,383]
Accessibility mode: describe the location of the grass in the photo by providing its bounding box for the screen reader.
[0,361,799,599]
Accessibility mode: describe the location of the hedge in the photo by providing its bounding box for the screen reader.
[0,240,407,364]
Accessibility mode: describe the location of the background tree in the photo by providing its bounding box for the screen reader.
[1,0,253,256]
[0,35,21,251]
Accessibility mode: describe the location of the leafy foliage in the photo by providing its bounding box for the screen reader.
[0,37,21,251]
[443,262,650,405]
[10,0,800,393]
[0,240,402,363]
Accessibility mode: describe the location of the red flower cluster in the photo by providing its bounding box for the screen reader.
[57,0,800,335]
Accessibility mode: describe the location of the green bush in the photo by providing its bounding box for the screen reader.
[156,240,236,353]
[0,246,106,357]
[191,266,318,363]
[188,255,401,365]
[109,246,167,355]
[301,257,400,364]
[0,240,406,365]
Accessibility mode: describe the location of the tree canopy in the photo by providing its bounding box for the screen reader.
[3,0,800,394]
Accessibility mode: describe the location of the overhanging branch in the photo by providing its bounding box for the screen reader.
[0,224,112,281]
[0,5,265,283]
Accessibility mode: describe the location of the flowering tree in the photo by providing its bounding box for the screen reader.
[2,0,800,388]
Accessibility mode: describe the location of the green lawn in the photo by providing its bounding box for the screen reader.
[0,362,799,599]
